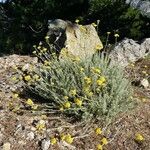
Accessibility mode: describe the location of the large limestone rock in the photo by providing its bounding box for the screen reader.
[109,38,150,67]
[126,0,150,18]
[47,19,103,58]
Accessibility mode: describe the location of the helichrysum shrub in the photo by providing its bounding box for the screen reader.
[18,42,134,123]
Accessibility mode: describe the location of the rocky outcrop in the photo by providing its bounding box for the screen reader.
[109,38,150,67]
[126,0,150,18]
[47,19,103,59]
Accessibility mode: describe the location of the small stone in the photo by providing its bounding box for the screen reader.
[3,142,11,150]
[41,139,50,150]
[31,127,36,131]
[18,140,26,145]
[141,78,149,89]
[27,132,35,140]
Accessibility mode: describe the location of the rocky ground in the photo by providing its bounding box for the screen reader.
[0,54,150,150]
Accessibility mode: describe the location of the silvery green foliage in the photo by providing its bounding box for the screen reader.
[126,0,150,18]
[28,53,134,122]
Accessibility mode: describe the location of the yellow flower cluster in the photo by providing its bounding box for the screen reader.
[135,133,144,142]
[50,137,57,145]
[36,120,46,131]
[95,44,103,51]
[64,101,71,109]
[26,98,38,110]
[50,133,74,146]
[114,33,119,37]
[84,76,92,85]
[75,19,80,24]
[24,75,31,81]
[69,89,77,96]
[92,22,97,27]
[96,76,106,86]
[12,93,19,99]
[95,127,102,135]
[60,133,74,144]
[91,67,101,74]
[74,98,82,107]
[95,127,108,150]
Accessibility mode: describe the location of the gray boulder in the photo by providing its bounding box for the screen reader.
[126,0,150,18]
[109,38,150,67]
[47,19,103,59]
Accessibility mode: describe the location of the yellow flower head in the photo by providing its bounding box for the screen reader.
[101,137,108,145]
[63,96,69,100]
[97,144,103,150]
[24,75,31,81]
[84,77,92,85]
[79,25,86,32]
[37,46,41,49]
[33,45,36,48]
[32,51,36,54]
[88,91,93,97]
[50,137,57,145]
[69,89,77,96]
[26,98,34,106]
[92,23,97,27]
[80,67,84,72]
[97,76,106,86]
[135,133,144,142]
[74,98,82,107]
[31,104,38,110]
[64,101,71,109]
[91,67,101,74]
[44,60,51,66]
[12,93,19,99]
[11,76,17,81]
[60,133,66,141]
[59,106,64,112]
[95,44,103,51]
[33,74,40,81]
[45,36,49,39]
[36,121,46,131]
[114,34,119,37]
[75,19,80,24]
[95,127,102,135]
[65,134,74,144]
[83,87,90,94]
[107,32,111,35]
[43,48,47,52]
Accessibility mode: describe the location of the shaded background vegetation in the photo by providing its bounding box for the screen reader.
[0,0,149,55]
